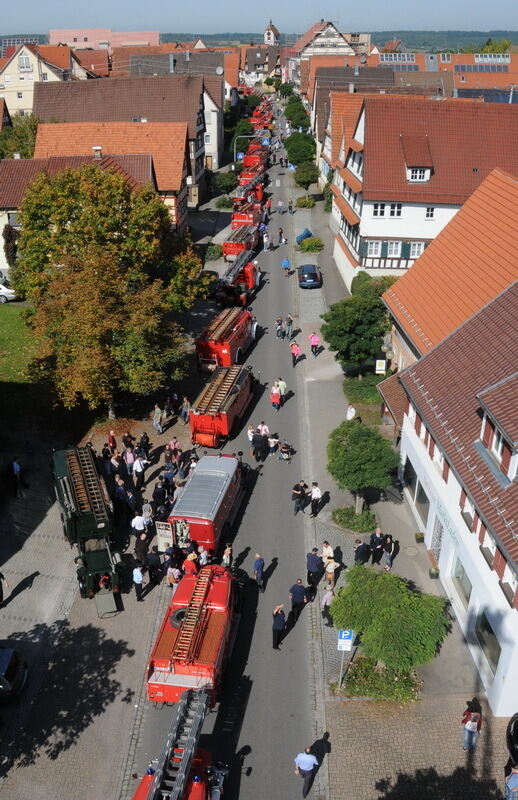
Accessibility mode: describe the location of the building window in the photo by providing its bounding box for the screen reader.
[500,563,518,606]
[387,241,401,257]
[474,611,501,674]
[452,555,472,609]
[42,72,48,81]
[367,240,381,257]
[389,203,402,217]
[491,429,504,461]
[410,168,427,182]
[415,483,430,527]
[373,203,385,217]
[204,133,211,144]
[380,52,416,63]
[474,53,510,63]
[17,92,22,99]
[73,37,77,42]
[403,457,418,497]
[440,53,452,63]
[83,37,88,42]
[7,212,19,227]
[410,242,425,258]
[425,207,435,219]
[17,55,31,71]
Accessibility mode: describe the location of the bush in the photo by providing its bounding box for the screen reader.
[323,182,333,213]
[205,244,223,261]
[215,197,233,209]
[332,506,376,532]
[343,373,389,405]
[344,656,422,702]
[296,196,315,209]
[299,236,324,253]
[216,171,238,195]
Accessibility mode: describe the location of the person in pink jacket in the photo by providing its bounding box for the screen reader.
[290,341,301,368]
[309,332,321,358]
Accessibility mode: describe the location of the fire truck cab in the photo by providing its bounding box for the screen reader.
[146,566,241,705]
[167,454,248,551]
[195,308,255,370]
[189,365,255,447]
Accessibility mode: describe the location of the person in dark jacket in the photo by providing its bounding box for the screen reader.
[252,429,265,462]
[134,533,149,565]
[370,527,385,565]
[354,539,371,565]
[289,578,307,623]
[152,480,167,507]
[272,604,286,649]
[383,534,394,571]
[146,546,163,585]
[306,548,323,599]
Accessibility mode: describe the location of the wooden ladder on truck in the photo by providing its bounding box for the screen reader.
[144,689,209,800]
[170,569,212,664]
[206,307,241,342]
[65,446,110,524]
[195,367,241,416]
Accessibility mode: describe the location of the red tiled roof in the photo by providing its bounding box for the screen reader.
[383,168,518,355]
[331,185,360,224]
[477,373,518,446]
[327,92,364,166]
[400,134,433,167]
[34,122,188,192]
[398,282,518,562]
[224,52,240,87]
[341,167,362,194]
[362,96,518,204]
[382,40,402,52]
[349,138,363,152]
[36,44,72,70]
[334,232,360,266]
[291,21,328,55]
[378,372,407,428]
[0,154,154,208]
[73,48,110,77]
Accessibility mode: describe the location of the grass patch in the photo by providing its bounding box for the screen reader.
[215,196,233,209]
[205,244,223,261]
[343,373,388,405]
[332,506,376,532]
[0,304,37,383]
[344,655,422,702]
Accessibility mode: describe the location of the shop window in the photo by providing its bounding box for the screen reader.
[452,555,472,609]
[474,611,501,674]
[415,482,430,526]
[403,457,418,498]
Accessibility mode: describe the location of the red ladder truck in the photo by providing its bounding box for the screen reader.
[189,365,255,448]
[221,224,258,262]
[146,566,241,705]
[195,307,256,370]
[215,250,260,307]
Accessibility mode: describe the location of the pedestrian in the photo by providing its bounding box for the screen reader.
[153,404,164,435]
[0,572,10,608]
[272,604,286,649]
[126,489,137,516]
[198,545,210,566]
[147,546,163,585]
[163,444,174,471]
[122,431,135,449]
[289,578,307,623]
[108,429,117,453]
[257,421,270,436]
[258,221,267,236]
[131,511,146,536]
[123,446,135,476]
[505,764,518,798]
[247,424,255,457]
[306,548,323,599]
[277,376,287,405]
[251,428,264,462]
[309,332,320,358]
[321,540,334,561]
[370,527,385,565]
[324,556,339,589]
[462,704,482,752]
[142,499,154,528]
[166,564,182,595]
[278,227,286,246]
[354,538,371,565]
[346,403,356,421]
[268,433,280,457]
[277,199,284,215]
[133,454,149,491]
[222,543,233,569]
[134,532,149,565]
[321,588,334,627]
[138,432,150,459]
[179,396,190,425]
[263,232,270,251]
[292,480,308,515]
[133,565,144,601]
[270,381,281,411]
[309,482,322,517]
[253,553,265,592]
[110,451,121,477]
[288,198,294,215]
[285,313,294,340]
[183,552,199,576]
[282,257,291,276]
[294,747,319,799]
[383,534,394,571]
[266,197,272,214]
[152,479,167,508]
[290,341,301,368]
[276,317,286,339]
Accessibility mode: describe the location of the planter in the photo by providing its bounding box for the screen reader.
[429,566,440,579]
[415,532,425,543]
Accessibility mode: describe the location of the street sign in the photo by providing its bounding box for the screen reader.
[262,137,270,146]
[236,152,244,161]
[337,629,354,652]
[375,359,387,375]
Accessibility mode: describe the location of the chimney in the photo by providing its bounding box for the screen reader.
[348,83,355,93]
[169,54,176,73]
[185,50,190,61]
[92,146,102,160]
[13,152,21,159]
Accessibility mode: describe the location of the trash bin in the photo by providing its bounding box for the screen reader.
[296,228,312,245]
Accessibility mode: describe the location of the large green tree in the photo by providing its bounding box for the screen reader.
[331,566,450,672]
[0,113,39,159]
[284,132,316,165]
[294,162,319,193]
[279,83,293,98]
[216,171,238,195]
[231,118,253,154]
[327,421,399,512]
[285,100,310,132]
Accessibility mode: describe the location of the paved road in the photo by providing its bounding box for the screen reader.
[128,139,320,797]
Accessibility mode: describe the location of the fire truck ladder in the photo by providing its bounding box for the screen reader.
[65,447,109,525]
[206,307,242,341]
[147,689,209,800]
[220,249,254,285]
[171,569,212,663]
[195,367,241,416]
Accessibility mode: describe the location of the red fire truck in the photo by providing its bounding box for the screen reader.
[215,250,260,307]
[231,202,262,229]
[189,365,255,447]
[166,454,248,552]
[146,565,241,705]
[238,164,265,185]
[221,225,258,261]
[195,308,255,370]
[230,173,265,205]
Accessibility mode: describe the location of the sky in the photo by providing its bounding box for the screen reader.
[4,0,518,34]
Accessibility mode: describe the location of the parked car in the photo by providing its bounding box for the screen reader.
[297,264,322,289]
[0,282,17,303]
[0,648,28,701]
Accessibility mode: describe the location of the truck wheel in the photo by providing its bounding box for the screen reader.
[235,348,242,364]
[170,608,186,628]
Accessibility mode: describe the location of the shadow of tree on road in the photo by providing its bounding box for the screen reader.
[0,619,135,775]
[375,766,503,799]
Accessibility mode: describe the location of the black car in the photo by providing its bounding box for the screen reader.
[297,264,322,289]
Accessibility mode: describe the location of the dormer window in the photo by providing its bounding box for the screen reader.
[409,168,429,182]
[491,429,504,461]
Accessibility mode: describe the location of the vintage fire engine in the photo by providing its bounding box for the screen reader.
[52,446,123,616]
[146,565,241,705]
[239,164,265,185]
[230,173,265,206]
[189,365,255,448]
[221,224,258,261]
[165,454,248,552]
[231,202,262,229]
[132,689,228,800]
[195,308,256,370]
[215,249,260,307]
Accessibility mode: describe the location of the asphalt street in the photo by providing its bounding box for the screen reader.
[131,128,321,798]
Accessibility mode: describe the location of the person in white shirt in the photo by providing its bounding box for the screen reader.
[294,748,319,798]
[321,540,334,561]
[131,513,146,534]
[198,546,209,566]
[257,421,270,436]
[346,404,356,421]
[310,482,322,518]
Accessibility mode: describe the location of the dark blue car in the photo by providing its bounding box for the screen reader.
[297,264,322,289]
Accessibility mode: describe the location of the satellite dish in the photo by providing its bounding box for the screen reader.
[216,66,224,75]
[360,55,367,64]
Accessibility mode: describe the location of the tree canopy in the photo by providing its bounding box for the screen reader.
[327,421,399,511]
[331,566,450,672]
[294,162,319,193]
[284,132,316,166]
[285,99,310,131]
[246,94,262,109]
[216,170,238,195]
[279,83,293,97]
[0,113,39,159]
[231,118,254,153]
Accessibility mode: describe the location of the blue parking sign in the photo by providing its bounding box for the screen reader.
[337,629,354,651]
